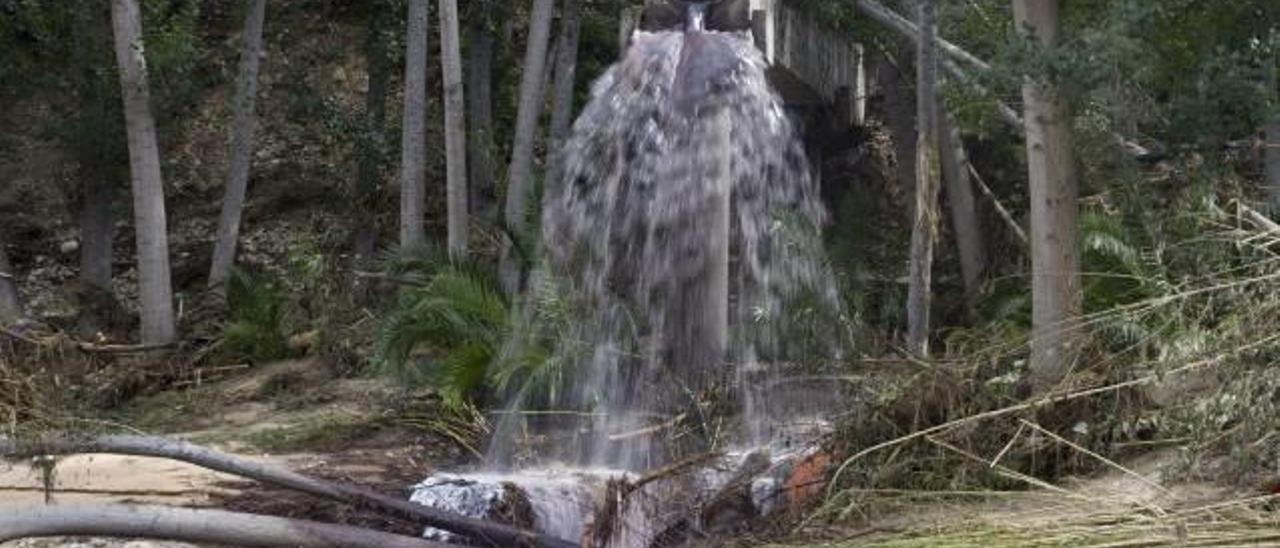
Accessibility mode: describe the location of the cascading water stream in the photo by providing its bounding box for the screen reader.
[493,1,837,469]
[412,3,843,543]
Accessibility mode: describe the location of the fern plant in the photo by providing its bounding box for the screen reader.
[376,251,510,410]
[375,240,580,412]
[222,268,291,363]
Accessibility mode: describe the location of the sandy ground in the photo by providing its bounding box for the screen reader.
[0,452,251,548]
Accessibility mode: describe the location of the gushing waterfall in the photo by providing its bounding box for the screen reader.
[413,4,841,543]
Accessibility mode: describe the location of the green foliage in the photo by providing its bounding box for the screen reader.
[222,268,291,364]
[491,268,582,405]
[375,242,582,412]
[377,254,509,409]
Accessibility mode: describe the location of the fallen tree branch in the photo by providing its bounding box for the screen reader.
[968,163,1030,246]
[1237,201,1280,234]
[75,341,176,354]
[0,504,458,548]
[631,451,724,491]
[825,332,1280,500]
[0,435,578,548]
[0,326,173,354]
[353,270,428,286]
[857,0,1156,160]
[607,412,686,442]
[855,0,990,72]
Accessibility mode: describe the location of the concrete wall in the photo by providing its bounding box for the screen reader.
[621,0,867,128]
[768,0,865,126]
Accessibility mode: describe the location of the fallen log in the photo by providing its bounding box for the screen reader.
[0,326,174,354]
[0,435,578,548]
[0,504,458,548]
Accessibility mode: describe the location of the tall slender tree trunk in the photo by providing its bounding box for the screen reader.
[466,13,495,219]
[500,0,557,293]
[77,110,115,295]
[545,0,584,200]
[74,5,116,301]
[76,117,118,337]
[352,1,392,300]
[209,0,267,292]
[110,0,176,345]
[399,0,429,250]
[1269,121,1280,209]
[0,238,21,325]
[1268,59,1279,210]
[438,0,468,257]
[70,5,120,337]
[938,110,985,307]
[877,49,918,214]
[905,0,939,357]
[1013,0,1082,392]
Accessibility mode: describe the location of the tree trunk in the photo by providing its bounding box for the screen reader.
[0,435,576,548]
[110,0,176,345]
[1267,118,1280,209]
[1013,0,1082,393]
[0,239,22,325]
[466,12,495,219]
[938,109,986,308]
[209,0,268,292]
[68,5,118,336]
[77,129,115,298]
[0,505,457,548]
[399,0,429,250]
[877,49,917,215]
[74,4,116,298]
[353,1,392,300]
[545,0,585,200]
[905,0,939,357]
[76,149,118,338]
[500,0,557,293]
[438,0,468,257]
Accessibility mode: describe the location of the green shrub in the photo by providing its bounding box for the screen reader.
[375,245,579,412]
[222,268,291,364]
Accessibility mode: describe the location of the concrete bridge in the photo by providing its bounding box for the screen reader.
[622,0,868,128]
[749,0,866,127]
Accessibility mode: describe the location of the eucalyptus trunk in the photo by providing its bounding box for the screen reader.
[438,0,468,257]
[1267,119,1280,209]
[77,126,115,295]
[1013,0,1082,392]
[74,5,117,299]
[466,12,495,219]
[905,0,939,357]
[399,0,428,250]
[877,50,918,214]
[545,0,585,200]
[209,0,268,292]
[938,110,986,307]
[352,1,392,300]
[500,0,556,293]
[0,239,22,325]
[110,0,176,344]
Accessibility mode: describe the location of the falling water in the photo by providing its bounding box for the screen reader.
[491,5,838,470]
[413,8,842,543]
